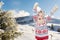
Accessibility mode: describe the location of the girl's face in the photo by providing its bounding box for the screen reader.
[37,12,44,19]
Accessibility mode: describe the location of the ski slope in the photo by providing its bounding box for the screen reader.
[14,24,60,40]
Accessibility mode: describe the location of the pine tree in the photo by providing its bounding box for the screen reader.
[0,10,22,40]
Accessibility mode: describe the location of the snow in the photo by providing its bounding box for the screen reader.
[14,24,60,40]
[7,10,30,18]
[47,23,60,26]
[48,31,60,40]
[15,24,35,40]
[14,10,30,18]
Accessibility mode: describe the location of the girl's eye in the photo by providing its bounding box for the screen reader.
[37,14,39,16]
[39,18,41,20]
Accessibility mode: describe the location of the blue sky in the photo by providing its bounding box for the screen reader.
[0,0,60,18]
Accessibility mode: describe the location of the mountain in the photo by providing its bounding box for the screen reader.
[16,16,60,24]
[15,16,60,31]
[15,16,33,24]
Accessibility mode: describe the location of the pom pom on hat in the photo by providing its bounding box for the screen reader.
[33,2,41,13]
[36,6,41,13]
[34,2,39,7]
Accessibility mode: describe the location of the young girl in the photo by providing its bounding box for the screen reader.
[33,2,51,40]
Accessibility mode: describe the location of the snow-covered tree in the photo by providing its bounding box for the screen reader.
[0,10,22,40]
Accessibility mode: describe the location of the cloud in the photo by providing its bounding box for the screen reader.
[16,10,30,18]
[7,10,30,18]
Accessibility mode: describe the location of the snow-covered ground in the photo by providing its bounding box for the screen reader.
[15,24,35,40]
[14,24,60,40]
[48,31,60,40]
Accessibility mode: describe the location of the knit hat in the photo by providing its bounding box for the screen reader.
[33,2,41,13]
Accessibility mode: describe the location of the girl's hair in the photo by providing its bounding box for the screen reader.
[38,10,45,16]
